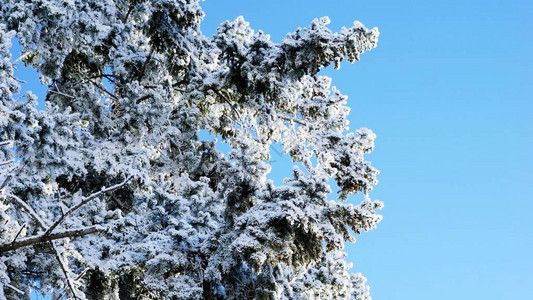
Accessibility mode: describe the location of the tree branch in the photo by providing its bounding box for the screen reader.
[0,140,12,147]
[123,3,135,22]
[210,88,243,126]
[0,174,12,190]
[51,240,83,299]
[135,94,151,104]
[5,194,47,228]
[49,84,76,100]
[0,225,104,253]
[138,48,154,82]
[11,223,26,244]
[91,73,117,83]
[14,52,31,63]
[0,160,13,167]
[5,283,24,295]
[89,79,119,100]
[277,114,308,126]
[4,191,108,299]
[42,176,132,236]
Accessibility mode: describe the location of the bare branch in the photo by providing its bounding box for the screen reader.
[123,3,135,22]
[6,194,47,228]
[0,174,12,190]
[89,79,119,100]
[0,140,12,147]
[51,240,83,299]
[277,114,308,126]
[0,225,104,253]
[172,80,188,88]
[43,176,132,236]
[4,191,106,299]
[90,74,117,83]
[49,90,77,99]
[211,88,243,125]
[11,223,27,244]
[135,94,151,104]
[76,268,90,281]
[0,160,13,167]
[50,84,76,99]
[138,48,154,82]
[3,195,83,298]
[5,283,24,295]
[14,52,31,63]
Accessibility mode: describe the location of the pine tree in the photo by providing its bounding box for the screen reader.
[0,1,382,299]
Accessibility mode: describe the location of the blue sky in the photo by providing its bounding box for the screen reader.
[16,0,532,299]
[199,0,532,299]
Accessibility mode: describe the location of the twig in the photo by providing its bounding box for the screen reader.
[211,88,243,125]
[138,48,154,82]
[75,268,90,281]
[278,115,308,126]
[14,52,30,63]
[50,266,90,299]
[6,194,47,228]
[91,74,117,83]
[43,177,132,236]
[123,3,135,22]
[172,80,188,88]
[5,283,24,295]
[49,90,76,99]
[135,94,151,104]
[50,84,76,99]
[0,160,13,167]
[0,175,12,190]
[0,140,12,147]
[89,79,119,100]
[11,223,27,244]
[51,240,82,299]
[0,225,104,253]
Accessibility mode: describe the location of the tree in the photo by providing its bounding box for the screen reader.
[0,1,382,299]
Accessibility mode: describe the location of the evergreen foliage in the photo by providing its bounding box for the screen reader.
[0,1,382,299]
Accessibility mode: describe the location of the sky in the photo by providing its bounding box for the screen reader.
[198,0,532,299]
[14,0,532,299]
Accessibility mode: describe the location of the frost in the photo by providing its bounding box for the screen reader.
[1,1,382,299]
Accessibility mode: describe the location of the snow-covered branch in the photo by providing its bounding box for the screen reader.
[0,174,11,190]
[0,160,13,167]
[0,225,104,253]
[51,240,84,300]
[6,194,47,228]
[278,114,309,126]
[5,283,24,295]
[43,176,132,236]
[0,141,12,147]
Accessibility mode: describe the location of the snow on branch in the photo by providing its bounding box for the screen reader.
[0,174,11,190]
[0,160,13,167]
[0,225,104,253]
[6,193,47,228]
[42,176,132,236]
[5,283,24,295]
[2,177,131,298]
[277,114,309,126]
[51,240,84,300]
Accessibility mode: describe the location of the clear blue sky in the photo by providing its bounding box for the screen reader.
[199,0,532,299]
[16,0,532,299]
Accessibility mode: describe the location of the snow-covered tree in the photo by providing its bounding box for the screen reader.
[0,1,382,299]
